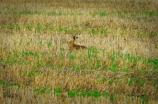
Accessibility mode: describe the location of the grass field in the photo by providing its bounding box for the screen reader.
[0,0,158,103]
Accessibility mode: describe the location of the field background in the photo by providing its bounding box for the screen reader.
[0,0,158,103]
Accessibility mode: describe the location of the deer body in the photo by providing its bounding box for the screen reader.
[68,36,87,50]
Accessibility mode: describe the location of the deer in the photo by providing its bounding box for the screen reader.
[67,36,87,50]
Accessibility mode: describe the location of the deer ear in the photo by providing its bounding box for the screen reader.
[73,36,76,40]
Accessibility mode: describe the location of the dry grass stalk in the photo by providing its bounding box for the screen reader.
[0,0,158,103]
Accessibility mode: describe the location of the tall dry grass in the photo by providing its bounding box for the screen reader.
[0,0,158,103]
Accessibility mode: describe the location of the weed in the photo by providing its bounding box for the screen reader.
[68,89,80,97]
[7,23,14,29]
[46,26,54,30]
[47,43,51,48]
[47,12,56,16]
[100,29,108,35]
[55,88,62,96]
[82,90,91,97]
[91,91,101,98]
[110,94,115,102]
[76,65,80,72]
[29,71,36,77]
[35,86,52,95]
[36,25,43,30]
[99,12,106,17]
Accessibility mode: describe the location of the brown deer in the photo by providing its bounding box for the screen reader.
[68,36,87,50]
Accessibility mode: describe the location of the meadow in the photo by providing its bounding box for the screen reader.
[0,0,158,103]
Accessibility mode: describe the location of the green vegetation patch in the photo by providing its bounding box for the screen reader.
[1,23,156,37]
[0,80,21,88]
[19,11,40,15]
[35,86,52,95]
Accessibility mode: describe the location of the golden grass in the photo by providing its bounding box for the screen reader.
[0,0,158,103]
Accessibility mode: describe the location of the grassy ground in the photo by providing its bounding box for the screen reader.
[0,0,158,103]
